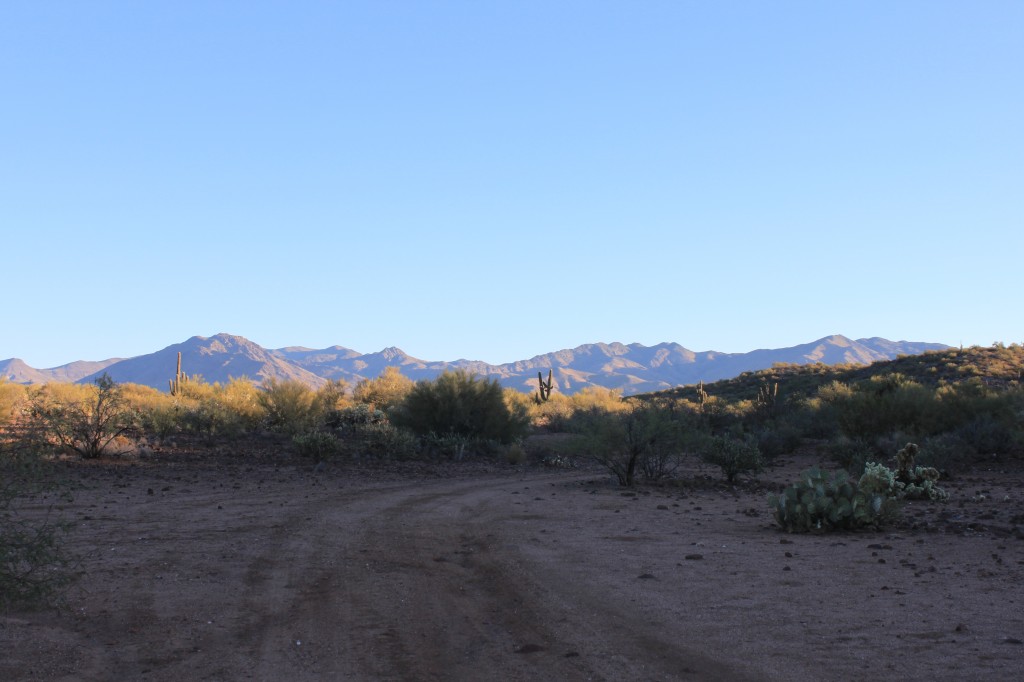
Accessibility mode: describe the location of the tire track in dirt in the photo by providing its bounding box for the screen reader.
[2,465,750,681]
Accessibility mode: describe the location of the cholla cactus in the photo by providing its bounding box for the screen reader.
[892,443,948,500]
[895,442,920,480]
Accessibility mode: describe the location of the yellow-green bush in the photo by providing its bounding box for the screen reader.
[0,379,28,426]
[353,366,414,412]
[259,379,316,435]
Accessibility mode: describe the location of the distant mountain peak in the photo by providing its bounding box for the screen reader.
[378,347,408,361]
[3,333,950,395]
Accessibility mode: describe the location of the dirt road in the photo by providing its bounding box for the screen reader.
[3,455,1023,680]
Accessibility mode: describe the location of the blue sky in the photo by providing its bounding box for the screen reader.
[3,2,1022,368]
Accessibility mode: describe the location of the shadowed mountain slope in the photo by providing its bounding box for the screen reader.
[79,334,326,390]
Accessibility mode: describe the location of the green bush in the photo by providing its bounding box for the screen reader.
[292,430,342,461]
[569,403,683,486]
[394,370,528,445]
[699,435,763,483]
[354,421,418,459]
[831,374,937,441]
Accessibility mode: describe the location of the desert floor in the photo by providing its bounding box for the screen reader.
[3,444,1023,681]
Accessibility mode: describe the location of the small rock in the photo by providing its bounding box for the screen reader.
[684,554,704,561]
[1003,637,1023,645]
[514,644,545,654]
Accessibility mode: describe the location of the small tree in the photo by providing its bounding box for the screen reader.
[571,403,683,486]
[28,374,137,459]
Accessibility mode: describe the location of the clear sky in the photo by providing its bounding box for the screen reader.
[2,1,1022,368]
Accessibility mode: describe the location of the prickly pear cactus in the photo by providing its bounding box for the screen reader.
[769,468,889,532]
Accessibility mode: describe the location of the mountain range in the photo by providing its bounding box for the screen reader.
[0,334,950,396]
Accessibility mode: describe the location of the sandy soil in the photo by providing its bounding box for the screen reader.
[2,445,1023,681]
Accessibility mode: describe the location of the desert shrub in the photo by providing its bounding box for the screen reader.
[27,374,137,459]
[826,436,875,476]
[352,421,418,459]
[523,433,575,465]
[952,413,1019,456]
[216,378,265,432]
[162,377,249,441]
[785,396,841,439]
[172,380,262,442]
[421,431,473,461]
[570,386,629,413]
[504,441,527,465]
[352,366,414,412]
[292,429,342,461]
[769,467,897,533]
[259,379,317,435]
[330,404,418,459]
[334,403,387,427]
[394,370,528,445]
[312,379,351,423]
[755,423,803,461]
[0,438,76,608]
[698,434,763,483]
[638,443,684,482]
[120,383,180,440]
[570,403,683,486]
[917,432,973,472]
[0,379,28,426]
[831,374,938,441]
[531,392,576,431]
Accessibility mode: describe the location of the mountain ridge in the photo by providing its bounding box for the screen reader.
[1,333,950,396]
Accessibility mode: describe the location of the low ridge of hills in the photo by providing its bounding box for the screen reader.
[1,333,950,396]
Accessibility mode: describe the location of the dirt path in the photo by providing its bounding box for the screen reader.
[3,455,1023,680]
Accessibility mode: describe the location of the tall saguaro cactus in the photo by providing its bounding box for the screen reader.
[169,352,189,396]
[695,379,709,414]
[535,369,554,403]
[756,381,779,418]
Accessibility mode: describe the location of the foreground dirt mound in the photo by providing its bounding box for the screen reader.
[2,451,1023,681]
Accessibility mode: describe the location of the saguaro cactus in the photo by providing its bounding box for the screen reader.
[535,369,554,403]
[695,379,709,414]
[169,352,189,396]
[756,381,779,418]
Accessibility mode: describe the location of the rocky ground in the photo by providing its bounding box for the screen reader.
[2,443,1023,681]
